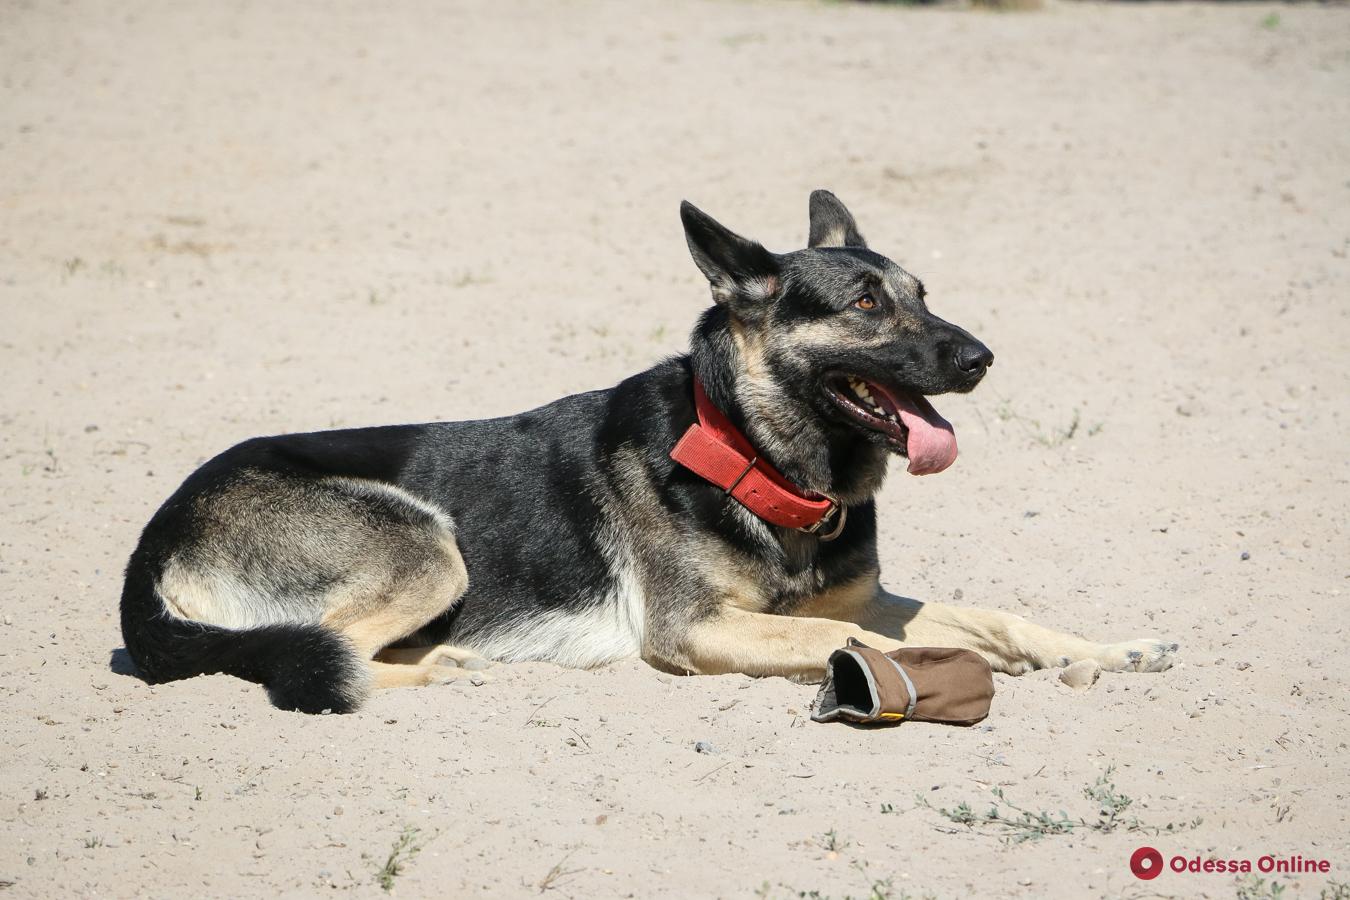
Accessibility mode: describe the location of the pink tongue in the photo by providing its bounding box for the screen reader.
[890,392,958,476]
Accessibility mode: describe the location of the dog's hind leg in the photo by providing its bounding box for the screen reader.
[141,471,472,710]
[323,578,476,690]
[374,645,492,669]
[314,495,472,690]
[367,661,484,688]
[795,575,1177,676]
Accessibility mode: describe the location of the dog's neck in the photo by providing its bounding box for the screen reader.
[687,307,891,507]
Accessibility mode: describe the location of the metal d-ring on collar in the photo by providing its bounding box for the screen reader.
[796,492,847,542]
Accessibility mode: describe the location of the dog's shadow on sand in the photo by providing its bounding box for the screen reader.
[109,648,149,682]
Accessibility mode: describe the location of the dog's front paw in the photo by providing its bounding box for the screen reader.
[1097,639,1179,673]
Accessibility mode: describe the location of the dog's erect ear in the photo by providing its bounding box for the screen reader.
[808,189,867,249]
[680,201,780,306]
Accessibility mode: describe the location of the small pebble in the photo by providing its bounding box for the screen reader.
[1059,659,1102,691]
[694,740,716,754]
[469,673,486,686]
[1240,550,1251,561]
[1235,661,1251,671]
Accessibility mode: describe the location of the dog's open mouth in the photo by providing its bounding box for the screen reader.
[824,374,959,476]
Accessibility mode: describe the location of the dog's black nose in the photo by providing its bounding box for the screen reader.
[955,341,994,375]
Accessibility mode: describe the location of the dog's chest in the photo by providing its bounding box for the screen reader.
[693,532,838,616]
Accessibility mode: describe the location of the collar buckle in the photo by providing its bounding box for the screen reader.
[796,494,847,541]
[725,456,758,495]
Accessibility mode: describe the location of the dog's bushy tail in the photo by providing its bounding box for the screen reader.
[119,548,369,714]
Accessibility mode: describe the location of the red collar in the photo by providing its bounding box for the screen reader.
[670,378,847,539]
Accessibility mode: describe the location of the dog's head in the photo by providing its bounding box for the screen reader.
[682,191,992,484]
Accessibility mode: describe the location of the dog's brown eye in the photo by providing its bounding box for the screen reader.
[854,294,877,310]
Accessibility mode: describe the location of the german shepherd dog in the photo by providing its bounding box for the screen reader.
[120,191,1176,713]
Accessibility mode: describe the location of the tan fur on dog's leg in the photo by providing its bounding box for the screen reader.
[667,606,901,681]
[375,645,490,668]
[797,576,1176,675]
[321,538,468,660]
[309,506,473,691]
[368,661,485,688]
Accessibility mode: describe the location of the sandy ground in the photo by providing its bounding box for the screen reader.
[2,1,1349,897]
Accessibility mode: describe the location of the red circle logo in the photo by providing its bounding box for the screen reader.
[1131,846,1164,880]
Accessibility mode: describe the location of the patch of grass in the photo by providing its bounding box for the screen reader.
[783,878,932,900]
[1322,883,1350,900]
[819,828,849,853]
[918,766,1202,844]
[1237,874,1287,899]
[846,861,915,900]
[82,836,103,849]
[1261,12,1280,29]
[761,860,932,900]
[193,786,203,801]
[538,854,581,892]
[1082,766,1136,832]
[993,395,1098,447]
[375,825,424,892]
